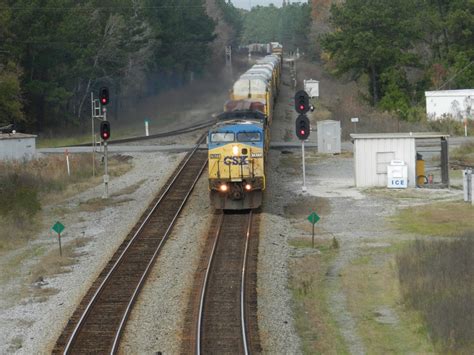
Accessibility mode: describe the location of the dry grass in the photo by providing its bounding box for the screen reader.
[451,141,474,167]
[341,243,435,354]
[29,236,92,282]
[0,216,41,250]
[289,238,348,354]
[397,233,474,353]
[0,154,133,251]
[110,179,146,197]
[78,196,134,212]
[392,202,474,236]
[284,195,331,218]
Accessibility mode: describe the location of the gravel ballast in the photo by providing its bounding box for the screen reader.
[0,152,184,354]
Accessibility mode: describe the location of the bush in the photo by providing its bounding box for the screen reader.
[397,233,474,352]
[0,154,95,228]
[428,117,465,136]
[0,172,41,223]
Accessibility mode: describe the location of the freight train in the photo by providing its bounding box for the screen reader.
[208,47,282,209]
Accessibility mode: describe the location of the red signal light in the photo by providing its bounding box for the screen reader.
[295,90,309,114]
[295,114,310,140]
[100,120,111,141]
[99,87,109,106]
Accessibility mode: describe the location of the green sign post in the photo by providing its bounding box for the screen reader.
[307,212,320,248]
[51,221,65,256]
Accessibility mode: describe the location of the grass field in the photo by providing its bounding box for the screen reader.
[289,237,348,354]
[289,196,473,353]
[393,201,474,353]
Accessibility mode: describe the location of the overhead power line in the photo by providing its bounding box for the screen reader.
[437,60,474,90]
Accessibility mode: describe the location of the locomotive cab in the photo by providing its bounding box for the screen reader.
[208,120,265,210]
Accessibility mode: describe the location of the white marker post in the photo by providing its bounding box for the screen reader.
[65,149,70,176]
[145,119,149,137]
[302,140,306,192]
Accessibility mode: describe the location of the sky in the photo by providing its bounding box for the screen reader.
[230,0,304,10]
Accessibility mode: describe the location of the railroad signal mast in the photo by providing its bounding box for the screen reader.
[91,86,111,198]
[294,90,312,192]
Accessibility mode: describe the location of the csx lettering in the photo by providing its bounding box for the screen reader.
[223,156,249,165]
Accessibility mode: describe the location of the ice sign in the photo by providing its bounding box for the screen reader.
[387,160,408,189]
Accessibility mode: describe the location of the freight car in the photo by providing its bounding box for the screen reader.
[208,48,282,209]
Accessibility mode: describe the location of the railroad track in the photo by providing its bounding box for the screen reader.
[53,138,208,354]
[73,119,216,147]
[182,210,261,354]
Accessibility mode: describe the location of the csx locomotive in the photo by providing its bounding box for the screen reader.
[208,47,282,209]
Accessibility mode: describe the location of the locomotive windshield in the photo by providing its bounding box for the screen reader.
[210,132,235,142]
[237,132,261,142]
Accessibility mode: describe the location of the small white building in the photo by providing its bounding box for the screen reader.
[350,133,449,188]
[0,133,37,160]
[425,89,473,121]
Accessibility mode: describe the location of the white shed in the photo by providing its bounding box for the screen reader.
[350,133,451,188]
[0,133,37,160]
[425,89,473,121]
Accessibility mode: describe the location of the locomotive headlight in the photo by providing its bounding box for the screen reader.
[244,183,252,191]
[232,145,239,156]
[220,184,228,192]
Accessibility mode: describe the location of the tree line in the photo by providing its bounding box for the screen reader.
[320,0,474,120]
[240,2,311,52]
[0,0,215,131]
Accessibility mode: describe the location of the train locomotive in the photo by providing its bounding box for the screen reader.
[208,46,282,210]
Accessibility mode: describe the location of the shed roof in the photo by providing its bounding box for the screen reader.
[425,89,474,97]
[350,132,449,140]
[0,133,37,140]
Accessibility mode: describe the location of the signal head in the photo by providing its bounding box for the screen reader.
[295,114,310,140]
[100,120,111,141]
[294,90,309,114]
[99,87,109,106]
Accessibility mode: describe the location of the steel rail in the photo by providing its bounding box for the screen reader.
[196,211,252,355]
[196,212,224,355]
[240,210,253,355]
[110,156,208,354]
[63,136,206,354]
[72,119,216,147]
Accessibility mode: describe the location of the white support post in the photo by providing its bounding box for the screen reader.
[102,108,109,199]
[302,140,306,192]
[91,92,95,177]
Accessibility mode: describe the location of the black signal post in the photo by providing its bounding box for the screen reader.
[294,90,309,114]
[295,114,310,140]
